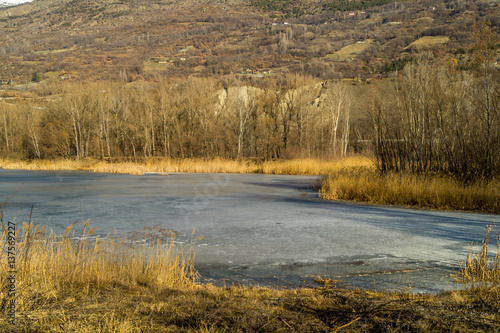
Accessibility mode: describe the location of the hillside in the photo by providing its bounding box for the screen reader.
[0,0,498,84]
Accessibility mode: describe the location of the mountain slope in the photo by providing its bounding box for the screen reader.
[0,0,498,83]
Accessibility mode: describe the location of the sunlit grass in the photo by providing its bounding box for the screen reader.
[1,219,499,332]
[0,220,198,331]
[320,170,500,213]
[261,156,373,175]
[0,156,372,175]
[459,225,500,285]
[0,157,261,174]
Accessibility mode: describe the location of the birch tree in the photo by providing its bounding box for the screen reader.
[323,81,351,156]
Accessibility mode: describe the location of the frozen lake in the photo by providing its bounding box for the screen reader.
[0,169,498,293]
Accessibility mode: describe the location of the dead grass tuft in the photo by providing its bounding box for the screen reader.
[459,225,500,285]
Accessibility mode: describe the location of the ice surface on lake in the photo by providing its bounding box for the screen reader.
[0,169,497,293]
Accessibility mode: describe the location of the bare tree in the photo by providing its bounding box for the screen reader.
[322,81,351,156]
[470,20,499,177]
[0,103,11,154]
[25,104,41,159]
[64,84,95,160]
[223,86,260,158]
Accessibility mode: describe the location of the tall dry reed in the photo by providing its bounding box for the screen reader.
[261,156,373,175]
[0,219,198,318]
[0,156,372,175]
[320,171,500,213]
[459,225,500,285]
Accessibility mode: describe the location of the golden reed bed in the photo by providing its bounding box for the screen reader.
[0,156,373,175]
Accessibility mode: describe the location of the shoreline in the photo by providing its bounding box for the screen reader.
[0,156,373,175]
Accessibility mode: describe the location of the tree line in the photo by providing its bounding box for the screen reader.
[1,58,498,181]
[373,61,499,180]
[374,23,500,180]
[0,75,354,161]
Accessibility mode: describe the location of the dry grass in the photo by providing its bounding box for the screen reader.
[261,156,373,175]
[84,157,264,175]
[326,39,375,61]
[0,158,92,172]
[143,61,173,72]
[0,157,261,174]
[0,219,198,332]
[405,36,450,50]
[459,225,500,285]
[0,156,372,176]
[1,228,499,332]
[320,170,500,213]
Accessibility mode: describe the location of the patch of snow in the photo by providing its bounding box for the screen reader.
[0,0,33,7]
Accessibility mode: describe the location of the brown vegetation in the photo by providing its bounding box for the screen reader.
[373,54,500,181]
[317,26,500,213]
[0,0,498,82]
[459,225,500,285]
[0,75,361,161]
[0,156,372,175]
[320,171,500,213]
[0,1,499,331]
[2,54,498,181]
[1,218,500,332]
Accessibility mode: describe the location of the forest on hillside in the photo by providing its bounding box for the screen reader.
[0,0,499,82]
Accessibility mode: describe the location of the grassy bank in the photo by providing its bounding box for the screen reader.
[320,171,500,214]
[0,156,372,176]
[1,221,500,332]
